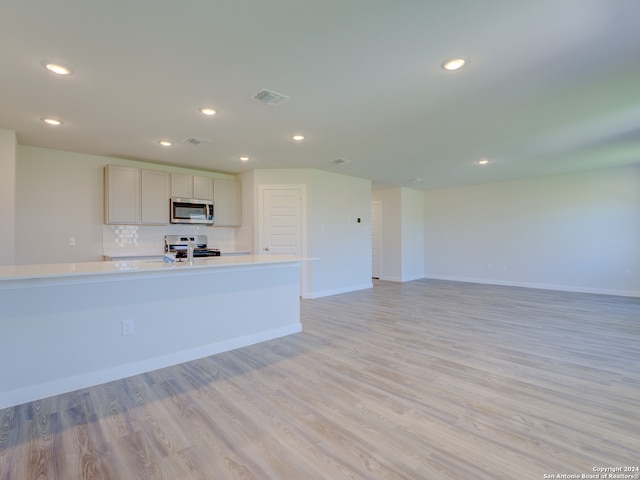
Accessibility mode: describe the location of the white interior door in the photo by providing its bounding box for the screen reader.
[259,185,307,296]
[371,200,382,279]
[260,187,303,256]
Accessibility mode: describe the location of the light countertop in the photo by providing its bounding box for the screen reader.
[0,255,302,282]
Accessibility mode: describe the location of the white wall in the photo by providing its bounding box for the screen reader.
[373,188,401,280]
[0,129,17,265]
[373,187,425,282]
[16,145,236,264]
[401,187,425,281]
[424,165,640,296]
[17,146,105,263]
[309,170,372,297]
[240,168,373,298]
[15,144,637,296]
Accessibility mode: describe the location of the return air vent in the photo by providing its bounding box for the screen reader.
[183,137,211,146]
[252,89,291,106]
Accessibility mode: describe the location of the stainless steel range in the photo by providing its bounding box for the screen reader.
[164,235,221,260]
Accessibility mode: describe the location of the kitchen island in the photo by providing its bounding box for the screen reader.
[0,255,303,409]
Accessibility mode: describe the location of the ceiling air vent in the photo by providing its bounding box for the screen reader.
[252,89,291,106]
[330,158,351,165]
[183,137,211,146]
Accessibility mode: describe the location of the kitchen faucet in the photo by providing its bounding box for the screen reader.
[187,238,195,263]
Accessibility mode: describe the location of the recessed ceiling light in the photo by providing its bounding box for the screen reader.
[159,140,173,147]
[292,134,305,141]
[42,117,63,126]
[41,61,73,75]
[200,107,217,116]
[239,156,249,162]
[441,56,469,71]
[478,159,489,165]
[408,177,422,183]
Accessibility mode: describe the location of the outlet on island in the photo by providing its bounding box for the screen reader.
[122,318,135,336]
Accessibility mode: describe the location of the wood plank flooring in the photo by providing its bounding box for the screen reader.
[1,279,638,479]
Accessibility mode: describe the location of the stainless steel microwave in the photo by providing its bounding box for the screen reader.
[170,198,214,225]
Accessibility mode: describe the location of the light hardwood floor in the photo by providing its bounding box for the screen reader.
[1,279,639,479]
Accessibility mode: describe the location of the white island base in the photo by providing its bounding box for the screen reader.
[0,256,302,409]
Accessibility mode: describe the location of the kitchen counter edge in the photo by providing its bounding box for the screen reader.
[0,255,304,282]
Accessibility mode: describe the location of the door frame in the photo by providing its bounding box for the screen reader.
[371,200,382,279]
[258,184,308,295]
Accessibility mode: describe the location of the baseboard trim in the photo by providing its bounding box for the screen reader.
[380,274,425,283]
[422,274,640,298]
[303,282,373,299]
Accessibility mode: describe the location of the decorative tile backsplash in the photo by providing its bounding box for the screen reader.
[110,225,141,248]
[103,224,236,253]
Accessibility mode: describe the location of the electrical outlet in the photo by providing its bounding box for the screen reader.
[122,318,135,336]
[68,237,76,247]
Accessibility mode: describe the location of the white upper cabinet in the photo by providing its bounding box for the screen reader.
[104,165,141,224]
[141,169,169,224]
[104,165,169,225]
[194,176,214,201]
[105,166,234,226]
[171,174,213,201]
[213,179,242,226]
[170,173,192,198]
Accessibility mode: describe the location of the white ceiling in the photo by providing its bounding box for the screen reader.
[1,0,640,190]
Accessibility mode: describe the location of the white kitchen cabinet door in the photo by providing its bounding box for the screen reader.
[141,169,169,224]
[170,173,193,198]
[213,179,242,226]
[171,174,213,201]
[193,176,214,201]
[104,165,141,224]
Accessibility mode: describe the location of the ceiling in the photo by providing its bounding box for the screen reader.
[1,0,640,190]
